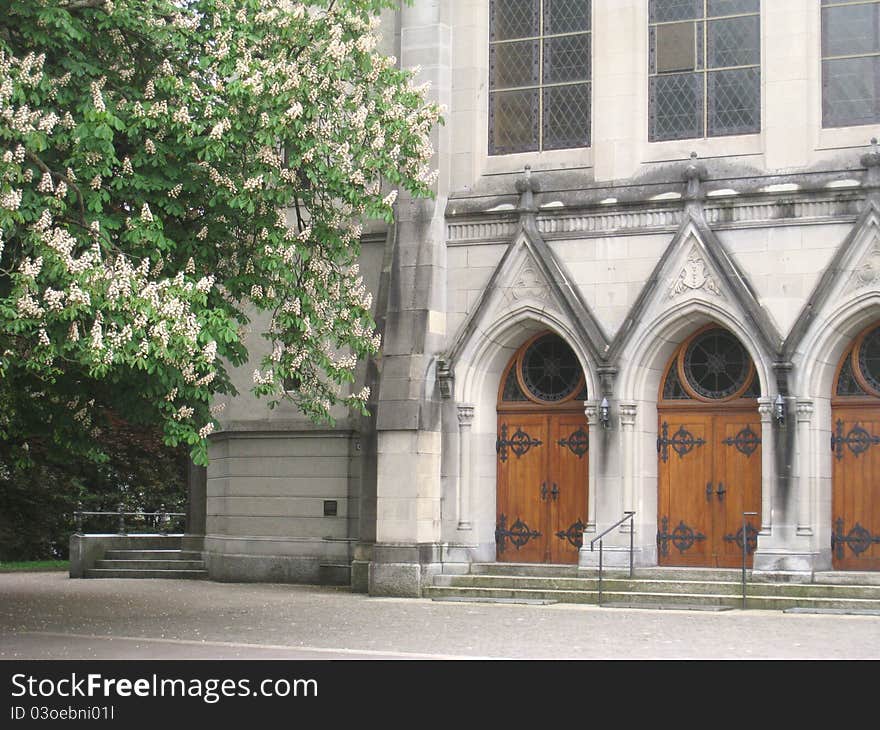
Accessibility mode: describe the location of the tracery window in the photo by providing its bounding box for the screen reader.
[648,0,761,141]
[661,326,759,402]
[489,0,592,154]
[500,332,587,405]
[822,0,880,128]
[836,323,880,397]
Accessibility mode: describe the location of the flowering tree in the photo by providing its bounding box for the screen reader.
[0,0,440,468]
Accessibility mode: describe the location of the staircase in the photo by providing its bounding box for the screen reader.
[424,563,880,613]
[84,549,207,579]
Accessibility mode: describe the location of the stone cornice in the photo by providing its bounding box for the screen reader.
[446,193,863,245]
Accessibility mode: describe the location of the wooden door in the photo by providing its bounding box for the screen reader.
[658,410,761,568]
[657,413,714,567]
[496,412,589,564]
[832,405,880,570]
[713,412,762,568]
[548,413,590,564]
[496,413,550,563]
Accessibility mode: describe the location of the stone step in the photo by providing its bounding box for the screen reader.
[102,550,203,561]
[423,585,880,612]
[84,569,208,580]
[93,559,206,571]
[433,574,880,599]
[470,563,746,582]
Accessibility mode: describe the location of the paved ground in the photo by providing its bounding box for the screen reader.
[1,572,880,660]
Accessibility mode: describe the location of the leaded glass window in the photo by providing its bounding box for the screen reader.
[682,328,752,399]
[662,366,691,399]
[822,0,880,128]
[857,324,880,391]
[520,333,583,402]
[649,0,761,141]
[837,352,868,396]
[489,0,591,154]
[502,366,529,401]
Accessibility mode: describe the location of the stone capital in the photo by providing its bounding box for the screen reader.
[757,397,774,423]
[584,400,599,426]
[619,401,637,427]
[795,399,814,423]
[456,403,475,427]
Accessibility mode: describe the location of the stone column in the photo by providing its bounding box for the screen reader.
[758,398,774,534]
[456,404,474,530]
[796,400,814,535]
[583,401,600,531]
[619,402,638,517]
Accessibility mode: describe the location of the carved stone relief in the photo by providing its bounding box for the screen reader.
[669,244,722,298]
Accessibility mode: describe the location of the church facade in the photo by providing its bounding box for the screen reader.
[200,0,880,596]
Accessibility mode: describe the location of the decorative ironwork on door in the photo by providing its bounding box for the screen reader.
[657,421,706,462]
[722,425,761,457]
[657,516,707,556]
[831,419,880,460]
[723,522,759,554]
[558,427,589,457]
[832,518,880,559]
[555,519,588,549]
[495,514,542,553]
[496,423,543,462]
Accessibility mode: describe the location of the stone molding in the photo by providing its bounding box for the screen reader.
[446,196,862,245]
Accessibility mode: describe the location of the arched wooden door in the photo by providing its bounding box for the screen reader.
[832,323,880,570]
[495,332,589,564]
[657,326,762,568]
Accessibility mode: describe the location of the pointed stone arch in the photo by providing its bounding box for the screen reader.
[443,221,610,395]
[608,213,783,380]
[787,203,880,382]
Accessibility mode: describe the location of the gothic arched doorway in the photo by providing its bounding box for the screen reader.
[832,322,880,570]
[495,331,588,564]
[657,325,762,568]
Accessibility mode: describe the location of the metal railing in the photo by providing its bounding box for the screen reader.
[73,503,185,536]
[590,511,635,606]
[741,511,758,609]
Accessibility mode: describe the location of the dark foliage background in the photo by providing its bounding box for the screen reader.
[0,418,186,561]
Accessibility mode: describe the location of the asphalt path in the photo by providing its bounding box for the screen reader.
[2,572,880,660]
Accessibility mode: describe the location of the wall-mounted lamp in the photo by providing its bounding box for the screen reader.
[774,394,785,427]
[599,397,611,429]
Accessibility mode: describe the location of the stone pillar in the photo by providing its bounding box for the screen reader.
[619,402,638,517]
[456,403,474,530]
[369,2,451,598]
[796,400,814,535]
[757,398,774,534]
[583,401,600,531]
[752,396,816,577]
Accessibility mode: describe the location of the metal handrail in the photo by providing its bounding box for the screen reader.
[590,511,636,606]
[741,511,758,609]
[73,503,185,536]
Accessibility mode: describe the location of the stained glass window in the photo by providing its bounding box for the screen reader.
[822,0,880,128]
[489,0,591,154]
[649,0,760,141]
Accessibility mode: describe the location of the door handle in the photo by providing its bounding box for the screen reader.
[716,482,726,500]
[706,482,713,501]
[550,483,559,501]
[540,482,548,501]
